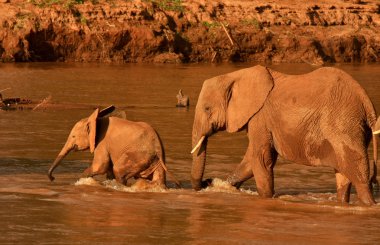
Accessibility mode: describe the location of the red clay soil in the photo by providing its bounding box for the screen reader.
[0,0,379,64]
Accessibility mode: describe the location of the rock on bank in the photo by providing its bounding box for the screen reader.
[0,0,379,64]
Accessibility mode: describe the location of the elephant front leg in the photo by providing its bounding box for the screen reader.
[83,164,109,178]
[82,152,111,178]
[247,120,278,198]
[226,157,254,189]
[252,147,278,198]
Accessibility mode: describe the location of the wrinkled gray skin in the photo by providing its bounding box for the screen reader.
[48,106,168,187]
[191,65,379,205]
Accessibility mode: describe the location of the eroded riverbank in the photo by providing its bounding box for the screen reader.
[0,0,379,64]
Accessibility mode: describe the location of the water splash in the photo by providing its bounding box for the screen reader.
[74,177,102,187]
[74,178,168,193]
[103,179,167,193]
[278,192,336,203]
[202,178,241,194]
[240,188,259,196]
[180,178,259,195]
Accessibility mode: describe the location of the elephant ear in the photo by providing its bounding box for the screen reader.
[99,105,115,117]
[226,65,274,133]
[87,108,99,153]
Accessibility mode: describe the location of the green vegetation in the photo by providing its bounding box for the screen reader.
[144,0,184,12]
[14,20,24,30]
[27,0,89,24]
[28,0,84,8]
[159,0,183,12]
[15,12,33,19]
[65,0,85,9]
[70,9,88,25]
[240,18,261,29]
[14,12,34,30]
[202,21,220,29]
[80,16,87,25]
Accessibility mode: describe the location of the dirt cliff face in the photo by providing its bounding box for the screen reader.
[0,0,379,64]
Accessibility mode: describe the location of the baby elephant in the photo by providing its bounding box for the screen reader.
[48,106,179,188]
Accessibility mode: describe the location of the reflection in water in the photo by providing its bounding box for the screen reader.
[1,63,380,243]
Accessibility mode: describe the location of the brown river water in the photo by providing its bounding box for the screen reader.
[1,63,380,244]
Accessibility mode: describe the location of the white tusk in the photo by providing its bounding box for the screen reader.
[191,136,205,154]
[373,130,380,135]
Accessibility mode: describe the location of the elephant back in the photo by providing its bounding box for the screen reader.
[321,67,377,128]
[269,67,377,129]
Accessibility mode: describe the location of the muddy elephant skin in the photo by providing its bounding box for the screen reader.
[48,106,170,188]
[191,65,378,205]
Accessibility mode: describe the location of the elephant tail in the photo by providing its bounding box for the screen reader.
[138,158,181,188]
[153,129,182,188]
[371,116,380,188]
[158,159,182,188]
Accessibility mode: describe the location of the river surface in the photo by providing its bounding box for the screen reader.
[1,63,380,244]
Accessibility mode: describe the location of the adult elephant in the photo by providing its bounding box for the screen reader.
[48,106,180,188]
[191,65,379,205]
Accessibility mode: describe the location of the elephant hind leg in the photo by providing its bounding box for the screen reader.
[335,170,352,203]
[106,162,115,180]
[337,157,376,205]
[113,161,143,186]
[114,169,140,186]
[151,161,166,188]
[354,183,376,205]
[335,169,374,205]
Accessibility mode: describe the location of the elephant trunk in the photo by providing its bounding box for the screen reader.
[48,145,72,181]
[191,134,208,190]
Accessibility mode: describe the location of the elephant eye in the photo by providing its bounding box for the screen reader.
[204,106,212,118]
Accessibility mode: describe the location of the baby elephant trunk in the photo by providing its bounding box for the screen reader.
[48,155,65,181]
[48,145,72,181]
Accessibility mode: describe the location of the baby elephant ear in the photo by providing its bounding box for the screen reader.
[88,108,99,153]
[99,105,115,117]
